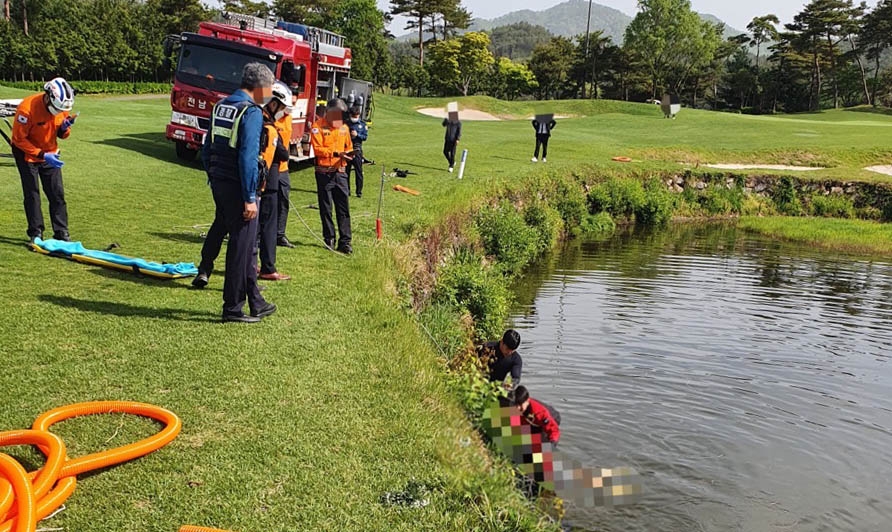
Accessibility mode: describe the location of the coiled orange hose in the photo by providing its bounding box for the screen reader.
[0,455,35,532]
[179,526,235,532]
[0,402,181,532]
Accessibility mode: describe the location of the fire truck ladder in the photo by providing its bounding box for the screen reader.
[216,12,345,52]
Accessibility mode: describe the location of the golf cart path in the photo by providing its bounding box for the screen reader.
[416,107,500,121]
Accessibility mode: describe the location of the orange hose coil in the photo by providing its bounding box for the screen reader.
[0,455,35,532]
[179,527,236,532]
[0,402,181,532]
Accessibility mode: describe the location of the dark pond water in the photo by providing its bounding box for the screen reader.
[510,224,892,532]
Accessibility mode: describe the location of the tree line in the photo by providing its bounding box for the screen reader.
[2,0,891,112]
[0,0,388,84]
[386,0,892,112]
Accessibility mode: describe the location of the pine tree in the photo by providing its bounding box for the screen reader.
[390,0,437,66]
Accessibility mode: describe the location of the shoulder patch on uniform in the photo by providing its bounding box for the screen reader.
[311,127,319,134]
[17,114,28,124]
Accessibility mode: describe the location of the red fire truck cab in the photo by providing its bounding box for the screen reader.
[165,13,373,163]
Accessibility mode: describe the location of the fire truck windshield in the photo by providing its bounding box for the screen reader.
[176,43,277,94]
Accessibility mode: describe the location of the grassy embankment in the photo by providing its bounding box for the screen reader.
[0,86,890,532]
[738,216,892,255]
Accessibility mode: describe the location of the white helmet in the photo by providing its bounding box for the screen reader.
[44,77,74,113]
[270,82,292,110]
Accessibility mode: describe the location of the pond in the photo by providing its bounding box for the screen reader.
[510,224,892,532]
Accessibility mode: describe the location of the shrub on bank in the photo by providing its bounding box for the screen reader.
[435,250,512,341]
[881,198,892,222]
[580,211,617,233]
[523,202,564,252]
[476,202,542,275]
[552,179,588,229]
[810,194,855,219]
[1,81,170,94]
[635,179,677,226]
[588,177,646,220]
[701,184,745,215]
[772,176,804,216]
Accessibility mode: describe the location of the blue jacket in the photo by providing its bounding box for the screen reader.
[202,90,262,203]
[348,119,368,148]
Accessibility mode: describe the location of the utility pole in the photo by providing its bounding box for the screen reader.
[582,0,593,99]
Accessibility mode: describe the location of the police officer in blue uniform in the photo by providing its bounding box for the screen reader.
[201,63,277,323]
[346,106,368,198]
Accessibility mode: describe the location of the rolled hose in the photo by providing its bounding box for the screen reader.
[0,402,181,532]
[179,527,235,532]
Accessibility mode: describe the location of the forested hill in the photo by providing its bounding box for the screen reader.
[468,0,632,43]
[423,0,746,44]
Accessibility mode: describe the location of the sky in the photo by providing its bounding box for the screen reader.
[377,0,881,32]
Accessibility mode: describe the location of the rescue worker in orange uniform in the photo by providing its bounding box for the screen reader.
[310,99,353,254]
[257,82,292,281]
[275,92,295,249]
[11,78,76,242]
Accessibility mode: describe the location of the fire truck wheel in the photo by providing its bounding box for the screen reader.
[175,141,199,162]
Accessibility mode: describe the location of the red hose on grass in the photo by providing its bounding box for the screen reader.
[0,402,181,532]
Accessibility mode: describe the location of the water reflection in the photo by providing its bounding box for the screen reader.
[510,224,892,532]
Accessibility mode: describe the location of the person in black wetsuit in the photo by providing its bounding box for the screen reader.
[480,329,522,388]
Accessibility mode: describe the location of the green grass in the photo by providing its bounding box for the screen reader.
[1,87,890,531]
[738,216,892,256]
[383,94,892,182]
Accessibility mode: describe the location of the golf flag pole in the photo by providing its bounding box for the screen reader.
[376,165,386,240]
[458,149,468,180]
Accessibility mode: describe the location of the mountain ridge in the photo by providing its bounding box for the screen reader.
[396,0,746,44]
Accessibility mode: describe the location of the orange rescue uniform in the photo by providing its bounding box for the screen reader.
[260,122,278,170]
[12,93,71,163]
[275,114,292,173]
[310,118,352,172]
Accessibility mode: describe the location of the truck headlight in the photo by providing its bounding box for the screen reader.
[171,111,200,129]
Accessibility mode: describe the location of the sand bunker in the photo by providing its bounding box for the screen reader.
[416,107,500,121]
[865,165,892,176]
[704,164,825,172]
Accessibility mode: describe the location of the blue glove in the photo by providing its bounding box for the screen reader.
[44,152,64,168]
[59,116,75,134]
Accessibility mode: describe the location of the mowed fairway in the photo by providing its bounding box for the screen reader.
[0,86,891,531]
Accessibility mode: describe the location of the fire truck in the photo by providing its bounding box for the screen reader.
[165,13,373,163]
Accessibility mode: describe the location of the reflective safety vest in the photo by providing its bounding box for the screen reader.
[206,99,255,184]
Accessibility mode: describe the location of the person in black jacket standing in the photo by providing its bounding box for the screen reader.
[442,114,462,173]
[346,106,368,197]
[531,114,556,163]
